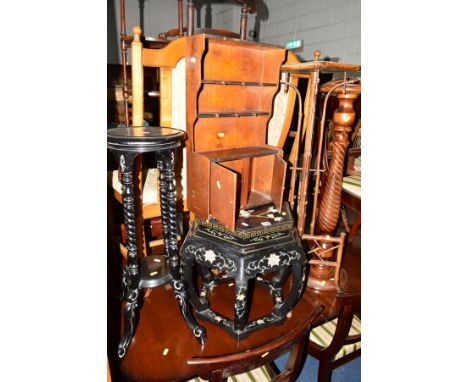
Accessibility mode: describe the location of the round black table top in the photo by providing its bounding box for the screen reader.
[107,126,185,153]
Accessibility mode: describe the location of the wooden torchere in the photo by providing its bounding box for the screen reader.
[280,54,361,237]
[308,86,360,290]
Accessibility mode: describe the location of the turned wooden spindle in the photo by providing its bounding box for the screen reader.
[240,4,249,40]
[318,93,358,233]
[120,0,130,127]
[308,89,359,290]
[177,0,184,37]
[296,50,321,236]
[131,26,144,126]
[187,0,194,36]
[313,50,321,61]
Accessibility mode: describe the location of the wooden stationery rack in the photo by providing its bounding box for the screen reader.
[185,35,287,230]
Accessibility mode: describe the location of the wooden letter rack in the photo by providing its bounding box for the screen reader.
[185,35,287,230]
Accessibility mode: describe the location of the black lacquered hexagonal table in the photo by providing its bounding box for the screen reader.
[181,202,307,340]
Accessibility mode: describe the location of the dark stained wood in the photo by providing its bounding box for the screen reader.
[177,0,184,37]
[116,241,360,381]
[119,279,321,382]
[108,181,360,380]
[341,189,361,243]
[187,0,194,36]
[235,0,257,13]
[199,146,279,162]
[307,293,361,382]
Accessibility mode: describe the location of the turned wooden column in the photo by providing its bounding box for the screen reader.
[177,0,184,37]
[120,0,130,127]
[240,4,248,40]
[308,91,359,290]
[187,0,194,36]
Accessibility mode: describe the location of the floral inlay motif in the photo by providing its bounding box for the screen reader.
[268,253,280,267]
[203,249,217,263]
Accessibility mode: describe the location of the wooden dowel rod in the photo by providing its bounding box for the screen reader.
[302,233,342,243]
[308,260,337,267]
[177,0,184,37]
[197,111,269,118]
[334,232,346,285]
[201,79,277,87]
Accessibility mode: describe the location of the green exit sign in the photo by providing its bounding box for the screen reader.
[286,39,303,50]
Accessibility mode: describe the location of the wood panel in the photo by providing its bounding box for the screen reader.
[271,155,287,210]
[193,116,268,152]
[203,38,285,83]
[210,163,238,229]
[142,37,187,68]
[198,84,277,114]
[159,67,172,127]
[187,152,211,219]
[251,155,275,195]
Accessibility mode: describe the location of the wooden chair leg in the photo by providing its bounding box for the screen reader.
[347,212,361,243]
[272,332,307,382]
[209,370,224,382]
[317,357,333,382]
[284,334,307,381]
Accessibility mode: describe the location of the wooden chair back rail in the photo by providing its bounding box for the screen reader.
[160,27,240,40]
[308,293,361,362]
[343,334,361,345]
[188,305,323,380]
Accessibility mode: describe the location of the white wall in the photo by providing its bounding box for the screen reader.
[108,0,361,64]
[256,0,360,63]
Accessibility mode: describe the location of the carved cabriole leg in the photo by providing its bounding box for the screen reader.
[271,266,290,288]
[309,93,359,289]
[116,151,140,359]
[158,151,207,344]
[273,254,306,317]
[183,247,209,311]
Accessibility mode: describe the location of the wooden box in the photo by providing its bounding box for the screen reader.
[185,35,287,230]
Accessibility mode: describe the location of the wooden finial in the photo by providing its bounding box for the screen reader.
[314,50,321,61]
[133,26,141,42]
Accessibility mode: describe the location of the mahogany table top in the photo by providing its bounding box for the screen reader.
[118,240,360,382]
